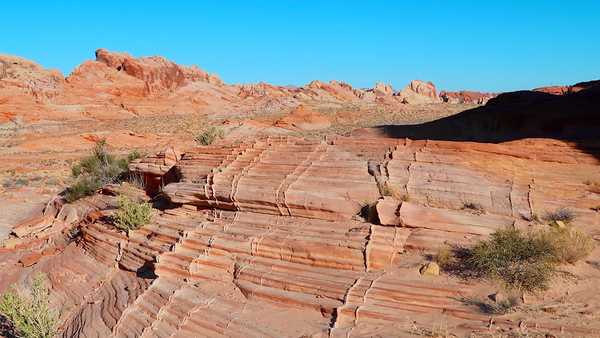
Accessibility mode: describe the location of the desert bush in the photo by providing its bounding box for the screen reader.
[463,229,556,292]
[65,175,103,202]
[113,195,153,231]
[125,171,146,190]
[462,201,485,214]
[443,227,594,292]
[542,207,575,223]
[461,295,521,315]
[0,273,58,338]
[194,126,224,146]
[434,246,455,270]
[541,227,594,264]
[66,140,141,202]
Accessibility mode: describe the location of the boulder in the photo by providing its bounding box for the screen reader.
[419,262,440,276]
[375,197,401,226]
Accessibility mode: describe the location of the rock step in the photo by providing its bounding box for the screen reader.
[235,279,341,315]
[164,138,380,221]
[152,282,280,338]
[80,222,126,265]
[112,278,182,337]
[118,214,206,272]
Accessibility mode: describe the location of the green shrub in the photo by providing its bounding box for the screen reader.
[113,195,153,231]
[442,227,594,293]
[64,175,103,203]
[66,140,139,202]
[442,228,593,292]
[464,229,556,292]
[126,149,143,162]
[0,273,58,338]
[194,126,224,146]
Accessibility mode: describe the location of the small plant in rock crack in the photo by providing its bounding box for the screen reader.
[381,183,409,202]
[0,273,58,338]
[112,195,153,232]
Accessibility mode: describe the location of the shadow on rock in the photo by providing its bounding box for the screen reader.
[360,80,600,161]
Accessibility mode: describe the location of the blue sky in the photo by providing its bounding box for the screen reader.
[2,1,599,92]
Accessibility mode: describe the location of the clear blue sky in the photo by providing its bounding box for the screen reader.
[2,1,599,92]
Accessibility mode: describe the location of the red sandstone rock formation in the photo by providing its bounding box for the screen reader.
[2,135,599,337]
[439,90,496,104]
[533,85,571,95]
[396,80,440,104]
[1,49,512,130]
[533,80,600,96]
[94,48,221,94]
[2,50,600,337]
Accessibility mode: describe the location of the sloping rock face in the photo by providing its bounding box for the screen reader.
[2,135,600,337]
[274,105,332,130]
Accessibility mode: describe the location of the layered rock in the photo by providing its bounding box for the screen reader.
[2,49,600,337]
[129,147,181,195]
[94,48,221,94]
[52,136,600,337]
[163,137,380,220]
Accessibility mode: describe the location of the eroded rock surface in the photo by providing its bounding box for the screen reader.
[2,135,599,337]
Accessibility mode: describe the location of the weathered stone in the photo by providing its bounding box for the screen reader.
[419,262,440,276]
[19,252,42,267]
[375,197,401,226]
